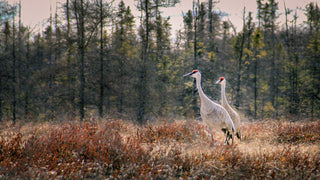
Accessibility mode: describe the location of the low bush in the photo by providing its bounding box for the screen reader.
[276,121,320,144]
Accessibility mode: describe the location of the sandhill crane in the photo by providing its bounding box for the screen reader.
[184,70,236,145]
[216,77,241,140]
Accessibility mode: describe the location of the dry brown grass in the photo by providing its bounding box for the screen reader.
[0,118,319,179]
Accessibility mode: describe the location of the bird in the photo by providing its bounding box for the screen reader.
[216,77,241,140]
[184,70,236,145]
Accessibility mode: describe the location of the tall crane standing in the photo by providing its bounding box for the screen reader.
[184,70,236,145]
[216,77,242,140]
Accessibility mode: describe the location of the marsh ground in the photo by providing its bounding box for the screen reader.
[0,118,319,179]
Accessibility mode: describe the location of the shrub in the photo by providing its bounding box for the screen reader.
[276,121,320,144]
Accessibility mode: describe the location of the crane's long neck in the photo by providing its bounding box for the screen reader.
[221,82,230,108]
[196,76,211,104]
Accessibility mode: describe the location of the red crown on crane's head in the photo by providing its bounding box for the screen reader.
[192,70,199,74]
[216,77,225,84]
[183,69,200,77]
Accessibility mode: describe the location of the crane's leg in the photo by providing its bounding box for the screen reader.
[236,130,242,140]
[231,132,234,145]
[224,130,230,145]
[222,128,230,145]
[228,133,233,141]
[208,127,214,146]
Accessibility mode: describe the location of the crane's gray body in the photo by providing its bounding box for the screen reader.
[185,70,235,144]
[196,76,235,132]
[218,78,241,139]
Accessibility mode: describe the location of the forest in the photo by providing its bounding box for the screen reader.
[0,0,319,123]
[0,0,320,179]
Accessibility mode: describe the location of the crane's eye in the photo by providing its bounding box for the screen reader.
[192,70,198,74]
[220,77,225,81]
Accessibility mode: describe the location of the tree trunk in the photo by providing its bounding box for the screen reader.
[118,21,124,114]
[66,0,76,117]
[192,1,198,116]
[0,73,2,121]
[99,0,104,117]
[12,15,16,124]
[254,56,258,120]
[270,25,276,112]
[76,0,86,121]
[24,30,30,120]
[48,1,54,120]
[137,0,149,123]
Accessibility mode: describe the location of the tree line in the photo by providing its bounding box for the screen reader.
[0,0,319,123]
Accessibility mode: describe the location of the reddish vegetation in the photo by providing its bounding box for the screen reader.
[0,119,319,179]
[277,121,320,144]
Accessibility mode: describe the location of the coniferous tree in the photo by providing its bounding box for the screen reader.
[305,3,320,119]
[0,1,16,121]
[95,0,112,117]
[65,0,76,116]
[113,0,137,115]
[135,0,179,123]
[1,21,13,121]
[235,7,246,110]
[252,27,265,119]
[183,10,193,49]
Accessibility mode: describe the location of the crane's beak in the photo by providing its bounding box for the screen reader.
[215,79,222,84]
[183,72,193,77]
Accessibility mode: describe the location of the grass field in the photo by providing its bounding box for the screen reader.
[0,118,319,179]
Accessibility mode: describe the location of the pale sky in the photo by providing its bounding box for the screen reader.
[7,0,320,36]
